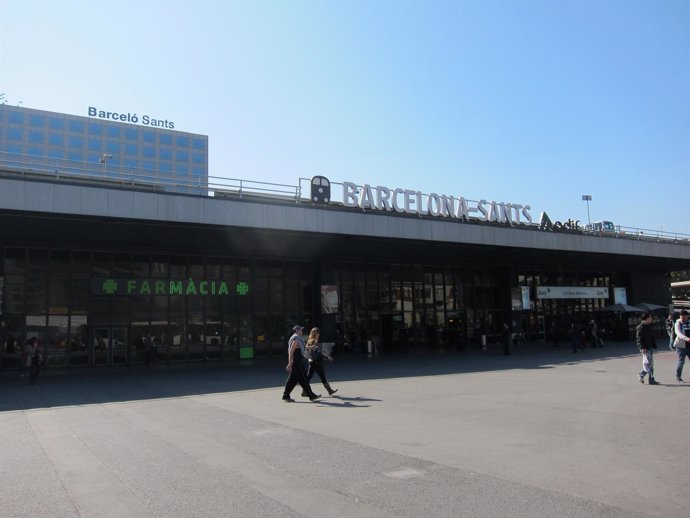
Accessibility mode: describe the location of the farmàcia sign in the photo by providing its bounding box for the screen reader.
[93,279,250,296]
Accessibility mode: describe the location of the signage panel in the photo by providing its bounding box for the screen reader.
[537,286,609,299]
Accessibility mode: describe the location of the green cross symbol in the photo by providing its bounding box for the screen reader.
[102,279,118,294]
[236,282,249,296]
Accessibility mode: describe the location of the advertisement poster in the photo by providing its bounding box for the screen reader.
[320,285,339,314]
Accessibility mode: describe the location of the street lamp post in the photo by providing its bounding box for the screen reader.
[581,194,592,226]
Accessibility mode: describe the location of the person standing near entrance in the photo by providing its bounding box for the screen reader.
[673,311,690,383]
[666,313,676,351]
[303,327,338,396]
[25,337,42,384]
[282,325,320,402]
[636,312,658,384]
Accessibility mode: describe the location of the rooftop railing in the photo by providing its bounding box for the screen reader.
[1,151,688,245]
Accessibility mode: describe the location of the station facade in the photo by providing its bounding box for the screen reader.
[1,168,689,371]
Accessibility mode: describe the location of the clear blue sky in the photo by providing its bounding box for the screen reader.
[2,0,689,233]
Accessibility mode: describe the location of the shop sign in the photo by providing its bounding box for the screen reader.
[538,212,582,233]
[537,286,609,299]
[321,285,338,314]
[613,287,627,304]
[93,278,250,296]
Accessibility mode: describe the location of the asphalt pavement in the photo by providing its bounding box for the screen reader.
[1,340,687,518]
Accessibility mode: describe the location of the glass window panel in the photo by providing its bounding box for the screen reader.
[107,126,120,138]
[176,150,188,161]
[192,138,205,149]
[3,275,24,314]
[160,133,172,145]
[143,146,155,158]
[143,131,155,143]
[170,256,186,278]
[112,253,130,276]
[29,131,43,144]
[49,134,64,146]
[5,247,25,273]
[49,118,64,130]
[46,314,69,367]
[25,275,47,314]
[1,315,24,368]
[27,147,42,157]
[192,153,204,164]
[30,114,44,127]
[106,141,118,153]
[188,258,204,278]
[176,136,189,147]
[88,138,101,151]
[68,151,82,162]
[27,249,48,274]
[160,148,172,160]
[72,251,90,274]
[93,252,111,276]
[125,128,138,140]
[9,111,24,124]
[48,275,70,315]
[71,277,90,314]
[206,258,221,279]
[69,120,84,132]
[88,122,102,135]
[124,143,137,155]
[151,255,168,278]
[50,250,70,274]
[69,136,83,147]
[8,127,23,140]
[48,149,65,159]
[131,254,149,277]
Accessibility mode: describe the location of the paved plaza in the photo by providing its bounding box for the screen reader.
[1,341,688,518]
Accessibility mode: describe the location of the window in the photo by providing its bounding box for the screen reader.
[176,136,189,147]
[49,118,65,130]
[9,111,24,124]
[176,150,188,162]
[143,131,155,143]
[159,134,172,145]
[68,135,83,148]
[30,114,45,127]
[160,148,172,160]
[68,152,83,162]
[28,131,44,144]
[106,141,118,154]
[142,146,154,158]
[8,128,22,140]
[49,134,64,146]
[192,153,204,164]
[192,138,205,149]
[47,149,65,159]
[124,143,137,155]
[69,120,84,133]
[27,147,42,157]
[107,126,120,138]
[87,122,101,135]
[88,139,101,151]
[125,128,138,140]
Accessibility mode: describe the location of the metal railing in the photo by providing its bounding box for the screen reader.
[0,151,687,246]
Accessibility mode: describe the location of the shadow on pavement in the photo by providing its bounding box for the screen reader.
[0,341,642,412]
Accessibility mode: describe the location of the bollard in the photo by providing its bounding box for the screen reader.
[367,339,373,357]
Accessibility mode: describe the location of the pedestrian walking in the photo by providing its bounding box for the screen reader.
[303,327,338,396]
[665,313,676,350]
[501,323,512,355]
[282,324,320,402]
[636,312,658,385]
[673,310,690,383]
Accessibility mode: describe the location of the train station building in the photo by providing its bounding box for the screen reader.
[1,107,689,370]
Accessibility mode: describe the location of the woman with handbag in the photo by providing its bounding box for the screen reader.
[303,327,338,396]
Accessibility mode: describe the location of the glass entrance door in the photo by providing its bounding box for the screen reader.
[93,327,128,365]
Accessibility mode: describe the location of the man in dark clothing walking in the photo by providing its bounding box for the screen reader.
[637,312,659,385]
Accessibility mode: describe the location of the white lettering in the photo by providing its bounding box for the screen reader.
[359,185,375,209]
[428,193,441,216]
[404,190,415,213]
[343,182,358,207]
[376,186,392,211]
[392,188,405,213]
[477,200,489,221]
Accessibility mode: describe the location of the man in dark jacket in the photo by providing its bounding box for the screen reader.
[637,312,659,385]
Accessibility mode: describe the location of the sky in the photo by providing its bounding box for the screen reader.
[1,0,689,234]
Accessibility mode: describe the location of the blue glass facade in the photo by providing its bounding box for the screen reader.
[0,105,208,188]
